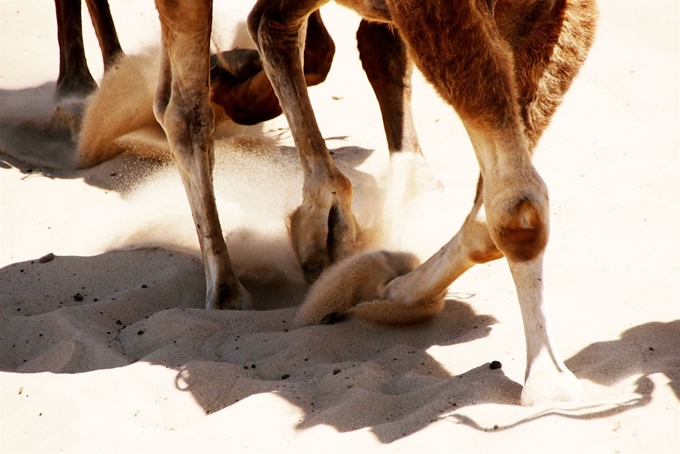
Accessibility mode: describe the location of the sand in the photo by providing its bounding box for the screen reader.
[1,0,678,452]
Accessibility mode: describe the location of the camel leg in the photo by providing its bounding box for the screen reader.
[84,0,123,71]
[54,0,98,98]
[380,0,590,405]
[153,0,252,310]
[356,20,422,156]
[248,0,357,283]
[211,10,335,126]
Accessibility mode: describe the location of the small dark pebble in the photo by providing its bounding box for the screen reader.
[489,360,502,370]
[110,172,117,177]
[73,293,84,302]
[281,374,290,380]
[20,269,24,273]
[251,364,256,369]
[38,253,55,264]
[333,369,341,375]
[137,330,145,336]
[116,320,123,326]
[141,284,147,289]
[649,347,655,351]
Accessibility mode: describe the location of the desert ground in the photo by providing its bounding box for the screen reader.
[1,0,678,452]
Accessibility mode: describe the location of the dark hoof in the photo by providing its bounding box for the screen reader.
[320,312,346,325]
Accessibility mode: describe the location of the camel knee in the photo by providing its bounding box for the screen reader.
[249,8,335,86]
[246,2,297,48]
[490,197,549,262]
[156,96,215,162]
[248,1,325,51]
[153,57,213,147]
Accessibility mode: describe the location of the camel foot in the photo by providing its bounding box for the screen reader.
[288,176,359,283]
[55,70,98,100]
[294,250,422,326]
[521,367,582,406]
[206,281,253,311]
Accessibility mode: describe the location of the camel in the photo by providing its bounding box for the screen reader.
[152,0,596,406]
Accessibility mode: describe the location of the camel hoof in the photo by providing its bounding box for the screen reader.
[206,283,253,311]
[320,312,345,325]
[288,202,356,284]
[521,369,582,406]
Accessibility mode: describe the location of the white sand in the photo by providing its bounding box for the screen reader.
[1,0,678,452]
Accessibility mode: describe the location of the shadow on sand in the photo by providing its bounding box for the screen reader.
[1,247,677,442]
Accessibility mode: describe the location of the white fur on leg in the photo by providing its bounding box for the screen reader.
[508,255,582,406]
[521,352,582,406]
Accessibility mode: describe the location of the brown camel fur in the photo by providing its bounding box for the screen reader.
[153,0,596,405]
[74,10,335,167]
